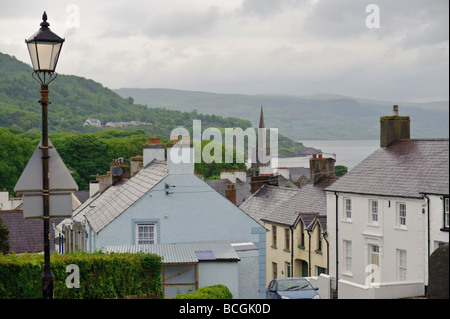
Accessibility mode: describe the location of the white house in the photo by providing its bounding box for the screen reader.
[83,118,101,127]
[325,106,449,299]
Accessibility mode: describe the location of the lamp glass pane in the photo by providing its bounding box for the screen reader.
[28,41,62,72]
[26,42,40,71]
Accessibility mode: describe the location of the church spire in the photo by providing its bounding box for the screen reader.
[259,105,265,128]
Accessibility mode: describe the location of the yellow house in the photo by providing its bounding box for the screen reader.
[263,213,328,283]
[240,178,336,285]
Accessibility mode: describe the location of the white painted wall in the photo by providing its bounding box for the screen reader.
[327,192,430,298]
[199,261,239,299]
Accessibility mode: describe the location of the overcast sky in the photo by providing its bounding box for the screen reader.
[0,0,448,102]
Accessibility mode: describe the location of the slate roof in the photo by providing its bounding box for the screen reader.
[288,167,310,181]
[103,241,241,264]
[70,160,168,233]
[204,179,248,205]
[325,139,449,198]
[239,178,336,228]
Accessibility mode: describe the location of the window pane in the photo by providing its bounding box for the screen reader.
[137,224,155,244]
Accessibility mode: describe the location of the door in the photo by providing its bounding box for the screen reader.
[369,245,380,284]
[302,260,308,277]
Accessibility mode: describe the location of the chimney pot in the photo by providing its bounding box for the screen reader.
[155,138,160,143]
[393,105,399,116]
[318,154,323,159]
[313,154,317,159]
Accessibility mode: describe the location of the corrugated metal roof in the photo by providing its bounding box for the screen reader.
[103,241,241,264]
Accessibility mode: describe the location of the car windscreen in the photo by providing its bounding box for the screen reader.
[277,279,312,291]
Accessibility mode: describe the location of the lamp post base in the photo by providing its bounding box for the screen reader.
[42,266,54,299]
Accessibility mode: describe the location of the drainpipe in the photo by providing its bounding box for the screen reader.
[307,229,311,277]
[424,194,430,291]
[290,226,294,277]
[323,230,329,275]
[334,192,339,296]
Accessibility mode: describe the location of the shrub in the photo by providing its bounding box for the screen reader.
[0,218,9,255]
[174,284,232,299]
[0,251,162,299]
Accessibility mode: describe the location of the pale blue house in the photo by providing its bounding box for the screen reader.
[59,140,266,298]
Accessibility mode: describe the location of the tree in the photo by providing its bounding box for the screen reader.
[335,165,348,177]
[52,134,109,190]
[195,140,247,179]
[0,217,10,254]
[0,128,34,193]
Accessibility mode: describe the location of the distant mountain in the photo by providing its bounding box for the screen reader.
[114,88,449,140]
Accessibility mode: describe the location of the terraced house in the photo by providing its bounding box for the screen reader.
[325,106,449,299]
[240,155,337,284]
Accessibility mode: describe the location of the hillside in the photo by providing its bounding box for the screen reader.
[114,88,449,140]
[0,52,310,157]
[0,52,251,136]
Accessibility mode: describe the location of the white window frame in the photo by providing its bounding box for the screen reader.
[397,202,407,229]
[369,199,379,225]
[136,223,156,245]
[397,249,407,281]
[344,198,352,221]
[343,240,352,275]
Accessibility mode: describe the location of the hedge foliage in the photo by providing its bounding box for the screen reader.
[0,251,162,299]
[174,284,232,299]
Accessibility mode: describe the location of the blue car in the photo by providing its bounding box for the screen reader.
[266,277,321,299]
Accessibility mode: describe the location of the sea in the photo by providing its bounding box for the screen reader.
[277,140,380,170]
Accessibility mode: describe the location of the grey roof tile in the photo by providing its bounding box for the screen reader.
[73,160,168,233]
[325,139,449,198]
[240,178,336,227]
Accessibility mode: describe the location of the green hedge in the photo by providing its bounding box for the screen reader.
[174,284,232,299]
[0,251,162,299]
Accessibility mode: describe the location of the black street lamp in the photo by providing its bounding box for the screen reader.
[25,11,64,299]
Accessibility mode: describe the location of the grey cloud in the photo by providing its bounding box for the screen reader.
[300,0,449,44]
[240,0,312,18]
[144,7,220,38]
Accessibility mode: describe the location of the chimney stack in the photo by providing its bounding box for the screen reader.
[250,174,278,194]
[225,184,237,205]
[143,137,165,167]
[130,156,143,177]
[167,139,195,175]
[380,105,410,148]
[309,155,335,185]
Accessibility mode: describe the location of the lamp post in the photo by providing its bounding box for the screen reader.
[25,11,64,299]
